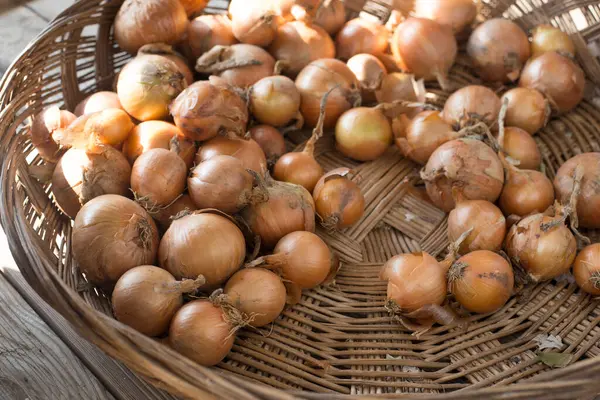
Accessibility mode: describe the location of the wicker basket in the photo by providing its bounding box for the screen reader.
[2,0,600,398]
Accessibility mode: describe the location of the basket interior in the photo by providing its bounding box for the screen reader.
[1,0,600,398]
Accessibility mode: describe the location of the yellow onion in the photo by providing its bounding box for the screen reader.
[230,0,279,47]
[347,54,388,104]
[335,18,389,61]
[137,43,194,85]
[413,0,478,34]
[448,199,506,255]
[72,194,159,286]
[30,106,76,162]
[196,136,268,175]
[249,125,286,167]
[179,0,208,16]
[573,244,600,296]
[159,211,246,288]
[250,75,301,127]
[117,55,187,121]
[500,88,550,135]
[313,168,365,230]
[531,24,576,59]
[442,85,501,129]
[375,72,424,117]
[335,107,392,161]
[153,194,197,231]
[52,145,131,219]
[313,0,345,35]
[186,15,238,60]
[114,0,188,54]
[74,92,123,116]
[499,163,554,218]
[274,141,323,192]
[500,127,541,170]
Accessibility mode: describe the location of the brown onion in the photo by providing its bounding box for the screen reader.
[72,194,159,286]
[30,106,76,162]
[531,24,576,59]
[421,139,504,212]
[347,54,388,104]
[187,15,238,60]
[413,0,477,34]
[153,194,197,231]
[137,44,194,85]
[519,51,585,113]
[467,18,530,82]
[249,125,287,167]
[335,18,389,61]
[573,244,600,296]
[170,77,248,141]
[500,88,550,135]
[230,1,279,47]
[75,92,123,116]
[117,55,187,121]
[250,75,301,127]
[54,108,134,149]
[313,0,345,35]
[375,72,424,117]
[112,266,205,336]
[499,163,555,218]
[391,17,457,89]
[114,0,188,54]
[131,148,187,207]
[499,127,541,170]
[196,136,268,175]
[52,145,131,219]
[335,107,392,161]
[313,168,365,230]
[449,250,514,313]
[448,198,506,255]
[179,0,208,16]
[442,85,501,129]
[159,211,246,288]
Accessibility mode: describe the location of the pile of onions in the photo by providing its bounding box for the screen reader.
[413,0,478,34]
[269,21,335,77]
[500,127,542,170]
[117,55,187,121]
[72,194,159,286]
[159,210,246,288]
[573,243,600,296]
[241,175,315,248]
[519,51,585,113]
[196,136,268,175]
[375,72,424,117]
[448,198,506,255]
[195,44,275,88]
[153,194,197,231]
[449,250,514,313]
[170,77,248,141]
[52,145,131,219]
[249,125,286,166]
[179,0,208,16]
[223,268,286,327]
[335,107,392,161]
[347,54,388,104]
[230,0,279,47]
[112,266,205,336]
[313,0,346,35]
[122,121,196,168]
[390,17,457,89]
[114,0,188,54]
[501,88,550,135]
[531,24,576,59]
[554,153,600,228]
[186,15,238,60]
[296,58,361,128]
[498,162,555,217]
[421,139,505,212]
[313,168,365,230]
[250,75,301,127]
[74,92,123,116]
[442,85,501,129]
[467,18,530,82]
[137,44,194,85]
[30,106,76,162]
[335,18,389,61]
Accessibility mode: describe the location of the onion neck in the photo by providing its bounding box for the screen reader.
[161,275,206,294]
[209,289,255,330]
[245,252,288,270]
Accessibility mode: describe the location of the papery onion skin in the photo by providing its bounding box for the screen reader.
[137,44,194,85]
[83,108,135,147]
[449,250,514,314]
[413,0,478,34]
[505,213,577,281]
[380,252,447,312]
[519,51,585,114]
[187,15,238,60]
[159,212,246,288]
[153,194,197,231]
[249,125,286,166]
[31,107,76,162]
[499,169,554,217]
[250,75,301,127]
[313,169,365,230]
[231,2,278,47]
[314,0,346,35]
[273,152,323,192]
[170,78,248,141]
[52,146,131,219]
[375,72,422,117]
[75,92,123,116]
[448,200,506,255]
[196,136,268,175]
[169,300,235,366]
[335,107,392,161]
[554,153,600,228]
[114,0,188,54]
[442,85,501,129]
[531,24,576,59]
[501,88,550,135]
[501,127,542,170]
[131,148,187,207]
[224,268,286,327]
[72,195,159,286]
[347,54,388,104]
[335,18,389,61]
[467,18,530,83]
[573,244,600,296]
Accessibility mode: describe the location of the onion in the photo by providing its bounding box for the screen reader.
[187,15,238,60]
[30,106,76,162]
[449,250,514,313]
[500,88,550,135]
[230,1,279,47]
[179,0,208,16]
[519,51,585,113]
[54,108,134,149]
[499,164,555,218]
[375,73,424,117]
[249,125,286,167]
[531,24,576,59]
[413,0,477,34]
[75,92,123,116]
[442,85,502,129]
[196,136,268,175]
[131,148,187,208]
[195,44,275,88]
[153,194,197,231]
[573,244,600,296]
[313,0,345,35]
[159,210,246,288]
[467,18,530,82]
[554,153,600,228]
[505,213,577,282]
[269,21,335,77]
[499,127,541,170]
[72,194,159,286]
[112,266,205,336]
[169,300,236,366]
[421,139,504,212]
[52,145,131,219]
[335,18,389,61]
[313,168,365,230]
[250,75,301,127]
[137,44,194,85]
[117,55,187,121]
[122,121,196,168]
[347,54,388,104]
[335,107,393,161]
[448,198,506,255]
[114,0,188,54]
[223,268,286,327]
[390,17,457,89]
[241,175,315,249]
[170,77,248,141]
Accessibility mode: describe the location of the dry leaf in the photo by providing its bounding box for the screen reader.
[533,334,564,350]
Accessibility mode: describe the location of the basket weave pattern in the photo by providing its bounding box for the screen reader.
[2,0,600,399]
